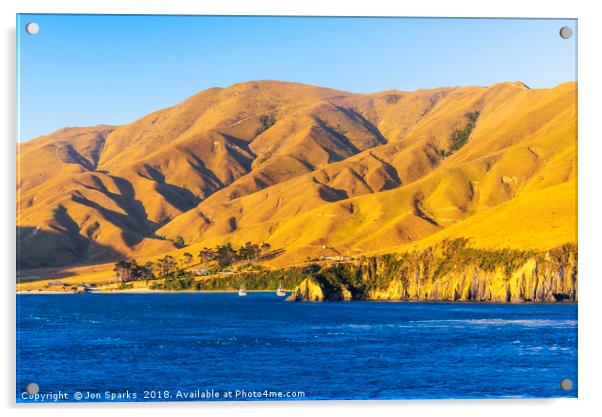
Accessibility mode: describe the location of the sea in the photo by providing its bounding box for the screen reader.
[16,293,577,402]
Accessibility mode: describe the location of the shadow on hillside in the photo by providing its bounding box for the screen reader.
[57,144,97,171]
[413,198,441,227]
[17,223,124,273]
[258,248,286,262]
[334,105,387,145]
[75,174,157,234]
[70,190,154,247]
[220,133,255,171]
[314,116,361,155]
[139,164,201,212]
[186,153,225,196]
[316,183,349,202]
[367,151,402,190]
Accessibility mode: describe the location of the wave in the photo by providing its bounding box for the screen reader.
[408,319,577,328]
[312,319,577,333]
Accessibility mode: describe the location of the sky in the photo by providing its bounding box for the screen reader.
[17,15,577,141]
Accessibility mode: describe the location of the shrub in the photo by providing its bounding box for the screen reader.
[174,235,186,248]
[256,113,277,135]
[442,111,481,156]
[383,94,401,104]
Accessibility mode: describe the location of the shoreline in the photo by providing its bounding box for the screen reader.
[16,289,290,295]
[15,290,578,304]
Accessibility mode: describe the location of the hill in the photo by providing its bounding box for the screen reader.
[17,80,577,278]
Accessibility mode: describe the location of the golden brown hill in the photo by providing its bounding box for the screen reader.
[17,80,576,273]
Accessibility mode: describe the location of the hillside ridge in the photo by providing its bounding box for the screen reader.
[17,80,577,274]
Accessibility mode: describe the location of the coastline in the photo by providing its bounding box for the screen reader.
[14,289,578,304]
[16,289,290,295]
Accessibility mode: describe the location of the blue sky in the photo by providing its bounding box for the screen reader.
[17,15,576,141]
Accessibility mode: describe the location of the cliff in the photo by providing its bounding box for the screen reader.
[287,277,351,302]
[287,240,577,303]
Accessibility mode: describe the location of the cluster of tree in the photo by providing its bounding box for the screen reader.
[198,242,272,267]
[150,265,318,292]
[158,276,198,291]
[174,235,186,249]
[256,112,277,135]
[113,259,154,282]
[155,255,179,277]
[113,242,273,282]
[438,111,481,158]
[305,239,578,299]
[114,254,188,282]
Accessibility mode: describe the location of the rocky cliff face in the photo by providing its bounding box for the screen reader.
[287,240,577,303]
[287,277,351,302]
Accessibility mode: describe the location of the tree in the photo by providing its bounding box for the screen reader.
[444,111,481,156]
[157,255,177,277]
[182,252,193,267]
[149,261,163,278]
[250,243,261,262]
[129,259,154,281]
[256,112,277,135]
[114,258,149,282]
[114,260,132,282]
[198,247,215,264]
[143,261,156,279]
[174,235,186,249]
[239,241,258,262]
[215,243,237,267]
[261,242,272,254]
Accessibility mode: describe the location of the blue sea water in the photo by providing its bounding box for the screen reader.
[16,293,577,402]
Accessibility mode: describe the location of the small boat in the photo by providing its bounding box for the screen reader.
[276,285,286,296]
[238,287,247,296]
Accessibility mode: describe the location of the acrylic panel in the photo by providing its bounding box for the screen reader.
[16,14,578,403]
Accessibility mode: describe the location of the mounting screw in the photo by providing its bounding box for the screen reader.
[26,382,40,394]
[25,22,40,35]
[559,26,573,39]
[560,378,573,391]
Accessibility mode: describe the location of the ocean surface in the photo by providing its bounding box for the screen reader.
[16,293,577,402]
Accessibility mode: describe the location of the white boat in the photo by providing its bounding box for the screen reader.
[238,287,247,296]
[276,285,286,296]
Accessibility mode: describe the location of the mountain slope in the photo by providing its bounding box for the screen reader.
[17,80,577,271]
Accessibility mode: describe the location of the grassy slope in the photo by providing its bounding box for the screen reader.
[153,82,576,266]
[17,81,577,286]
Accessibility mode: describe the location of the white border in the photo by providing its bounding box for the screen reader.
[2,1,601,416]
